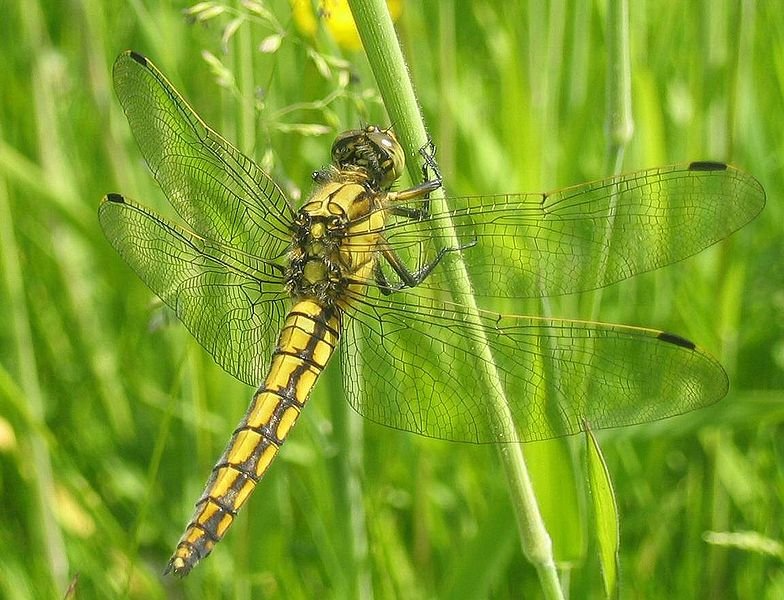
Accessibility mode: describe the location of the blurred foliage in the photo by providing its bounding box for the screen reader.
[0,0,782,598]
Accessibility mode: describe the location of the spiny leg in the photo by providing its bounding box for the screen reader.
[374,238,476,296]
[388,139,443,220]
[376,139,477,295]
[418,138,442,184]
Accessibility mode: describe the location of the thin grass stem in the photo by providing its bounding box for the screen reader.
[347,0,563,597]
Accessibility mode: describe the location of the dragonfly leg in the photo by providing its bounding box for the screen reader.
[418,138,442,184]
[387,139,443,220]
[375,138,476,296]
[374,238,472,295]
[388,178,442,219]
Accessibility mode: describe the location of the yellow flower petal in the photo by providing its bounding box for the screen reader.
[291,0,402,51]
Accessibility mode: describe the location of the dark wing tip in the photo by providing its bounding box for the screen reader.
[104,193,126,204]
[127,50,148,66]
[657,331,696,350]
[689,161,767,220]
[688,161,728,172]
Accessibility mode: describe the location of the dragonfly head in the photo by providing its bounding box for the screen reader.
[331,125,404,189]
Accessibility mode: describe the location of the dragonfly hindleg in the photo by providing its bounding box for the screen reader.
[374,239,471,295]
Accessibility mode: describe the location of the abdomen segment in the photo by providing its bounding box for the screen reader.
[165,299,340,576]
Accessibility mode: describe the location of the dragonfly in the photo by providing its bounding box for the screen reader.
[99,51,765,576]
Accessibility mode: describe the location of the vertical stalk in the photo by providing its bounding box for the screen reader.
[327,366,372,599]
[234,4,256,157]
[346,0,564,597]
[581,3,633,595]
[589,0,634,320]
[605,0,634,174]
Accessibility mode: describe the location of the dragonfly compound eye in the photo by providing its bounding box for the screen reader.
[367,127,405,188]
[331,126,405,188]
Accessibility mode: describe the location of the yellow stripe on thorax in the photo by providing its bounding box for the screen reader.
[166,299,340,575]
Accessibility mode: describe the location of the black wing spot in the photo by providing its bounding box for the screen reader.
[105,193,126,204]
[128,50,148,66]
[657,331,696,350]
[688,161,728,172]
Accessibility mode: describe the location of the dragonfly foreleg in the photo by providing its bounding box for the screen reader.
[387,140,443,220]
[388,177,442,220]
[418,138,442,184]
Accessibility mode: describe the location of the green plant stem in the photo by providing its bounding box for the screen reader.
[589,0,634,322]
[605,0,634,173]
[328,367,372,598]
[585,4,632,596]
[347,1,563,597]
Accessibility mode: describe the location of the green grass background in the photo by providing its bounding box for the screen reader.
[1,0,782,598]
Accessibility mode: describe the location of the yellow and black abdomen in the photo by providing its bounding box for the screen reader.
[166,299,340,575]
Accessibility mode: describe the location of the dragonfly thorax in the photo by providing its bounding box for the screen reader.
[286,165,386,306]
[286,208,350,304]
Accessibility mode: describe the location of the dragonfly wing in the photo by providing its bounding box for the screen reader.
[113,51,293,261]
[99,193,288,387]
[340,285,727,443]
[383,163,765,298]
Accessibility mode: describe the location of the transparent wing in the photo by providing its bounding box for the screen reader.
[340,284,727,443]
[113,51,294,261]
[378,162,765,298]
[99,193,288,387]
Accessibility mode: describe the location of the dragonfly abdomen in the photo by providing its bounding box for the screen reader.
[165,299,341,576]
